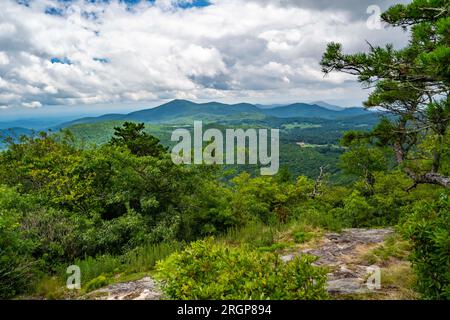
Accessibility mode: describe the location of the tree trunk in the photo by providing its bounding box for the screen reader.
[405,168,450,188]
[418,172,450,188]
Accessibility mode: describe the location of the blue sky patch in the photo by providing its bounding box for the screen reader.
[93,57,110,63]
[177,0,211,9]
[45,7,64,15]
[21,0,212,10]
[50,57,73,65]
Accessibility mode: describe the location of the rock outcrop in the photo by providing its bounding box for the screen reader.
[84,277,163,300]
[282,228,394,295]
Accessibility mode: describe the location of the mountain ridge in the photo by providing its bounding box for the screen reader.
[311,101,345,111]
[57,99,372,128]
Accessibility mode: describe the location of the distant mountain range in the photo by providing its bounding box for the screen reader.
[0,118,76,130]
[262,103,366,119]
[0,100,378,148]
[58,100,372,128]
[0,127,34,148]
[0,100,376,145]
[311,101,345,111]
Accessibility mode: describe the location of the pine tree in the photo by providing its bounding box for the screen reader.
[321,0,450,188]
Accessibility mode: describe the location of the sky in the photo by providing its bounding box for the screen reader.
[0,0,411,118]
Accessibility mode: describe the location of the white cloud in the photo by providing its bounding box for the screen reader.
[0,0,409,109]
[0,52,10,65]
[22,101,43,108]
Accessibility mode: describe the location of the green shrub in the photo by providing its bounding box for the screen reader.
[70,255,123,285]
[402,194,450,300]
[228,173,297,225]
[22,207,86,267]
[123,242,180,273]
[57,242,178,289]
[156,239,328,300]
[294,207,343,232]
[34,276,67,300]
[333,190,375,227]
[89,212,149,255]
[257,243,288,252]
[362,233,411,265]
[84,275,109,292]
[0,186,36,298]
[221,222,280,248]
[293,231,314,244]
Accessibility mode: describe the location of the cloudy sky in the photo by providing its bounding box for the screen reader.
[0,0,410,117]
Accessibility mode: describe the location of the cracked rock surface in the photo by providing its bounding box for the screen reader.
[282,228,394,295]
[84,277,163,300]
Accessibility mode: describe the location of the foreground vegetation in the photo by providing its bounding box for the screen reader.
[156,238,328,300]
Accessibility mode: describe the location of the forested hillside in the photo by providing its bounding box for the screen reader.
[61,113,382,182]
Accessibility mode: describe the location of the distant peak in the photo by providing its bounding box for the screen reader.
[168,99,193,103]
[161,99,196,107]
[311,101,344,111]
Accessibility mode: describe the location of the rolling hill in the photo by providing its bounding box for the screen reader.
[311,101,345,111]
[0,118,76,130]
[261,103,368,119]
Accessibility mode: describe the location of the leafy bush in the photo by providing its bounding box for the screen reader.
[0,186,36,298]
[228,173,297,225]
[59,242,178,287]
[257,243,288,252]
[70,255,123,285]
[34,276,67,300]
[331,190,375,227]
[21,207,87,267]
[84,275,109,292]
[89,212,149,255]
[402,194,450,300]
[221,222,279,248]
[0,209,35,298]
[123,242,180,273]
[293,231,314,244]
[294,207,343,232]
[156,239,328,300]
